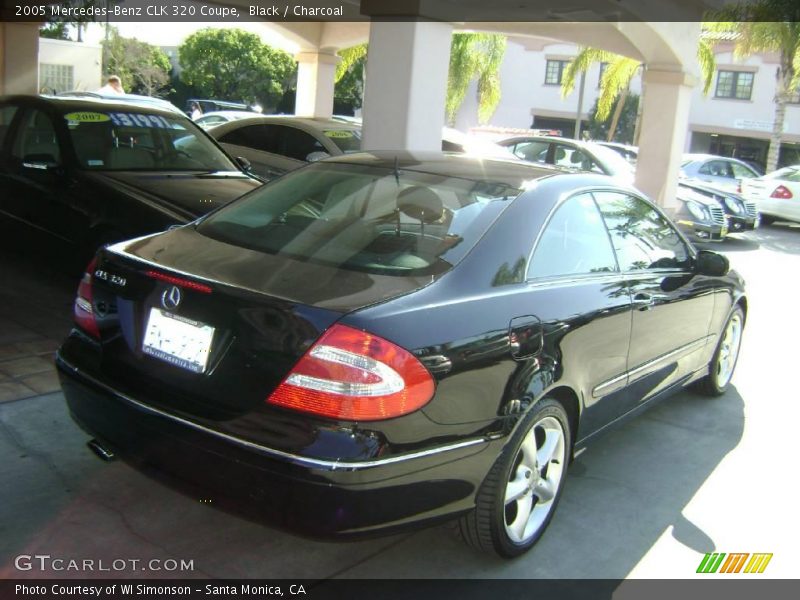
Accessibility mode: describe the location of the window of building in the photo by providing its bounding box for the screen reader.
[544,60,570,85]
[715,70,754,100]
[39,64,74,94]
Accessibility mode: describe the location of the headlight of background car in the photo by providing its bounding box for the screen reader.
[724,197,744,214]
[686,200,709,221]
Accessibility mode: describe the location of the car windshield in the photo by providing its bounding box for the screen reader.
[197,162,521,276]
[322,129,362,153]
[63,109,238,172]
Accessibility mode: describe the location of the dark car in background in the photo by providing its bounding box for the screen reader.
[673,182,730,242]
[0,95,262,259]
[681,181,759,234]
[57,152,746,558]
[210,116,361,179]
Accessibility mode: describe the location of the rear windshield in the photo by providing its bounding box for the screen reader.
[63,109,237,172]
[197,162,520,276]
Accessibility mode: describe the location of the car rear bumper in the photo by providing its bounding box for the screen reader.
[56,353,497,538]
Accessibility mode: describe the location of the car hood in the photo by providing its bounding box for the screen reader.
[85,171,262,218]
[677,184,726,207]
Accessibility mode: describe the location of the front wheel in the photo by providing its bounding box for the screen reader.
[457,398,571,558]
[696,306,744,396]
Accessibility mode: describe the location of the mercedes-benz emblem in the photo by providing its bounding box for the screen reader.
[161,285,182,311]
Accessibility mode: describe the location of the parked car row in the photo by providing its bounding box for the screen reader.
[1,92,749,559]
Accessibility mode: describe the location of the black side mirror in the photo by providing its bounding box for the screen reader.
[235,156,252,172]
[22,153,59,171]
[695,250,729,276]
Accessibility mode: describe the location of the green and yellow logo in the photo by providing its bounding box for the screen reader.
[697,552,773,574]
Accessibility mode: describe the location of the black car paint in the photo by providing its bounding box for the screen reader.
[56,153,747,537]
[0,95,261,250]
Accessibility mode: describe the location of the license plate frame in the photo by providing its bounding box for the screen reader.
[142,308,215,373]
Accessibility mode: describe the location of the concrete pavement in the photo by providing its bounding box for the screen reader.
[0,224,797,579]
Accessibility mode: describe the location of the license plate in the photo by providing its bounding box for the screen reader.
[142,308,215,373]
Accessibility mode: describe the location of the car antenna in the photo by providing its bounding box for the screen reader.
[394,156,400,186]
[394,156,401,236]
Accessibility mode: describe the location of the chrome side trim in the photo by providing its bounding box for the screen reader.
[592,337,711,397]
[57,355,488,472]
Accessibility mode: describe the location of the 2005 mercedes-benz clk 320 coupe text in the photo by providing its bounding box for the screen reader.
[57,152,746,557]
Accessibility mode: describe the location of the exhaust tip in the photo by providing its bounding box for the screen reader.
[87,439,116,462]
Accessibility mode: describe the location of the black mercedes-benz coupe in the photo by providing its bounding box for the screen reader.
[56,152,746,557]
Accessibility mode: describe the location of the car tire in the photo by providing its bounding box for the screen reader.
[759,214,775,226]
[695,305,745,396]
[456,398,571,558]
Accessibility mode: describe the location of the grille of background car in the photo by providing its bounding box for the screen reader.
[709,205,726,226]
[745,202,758,218]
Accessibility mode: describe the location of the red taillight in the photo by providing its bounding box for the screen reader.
[267,324,435,421]
[771,185,793,199]
[145,270,212,294]
[74,257,100,338]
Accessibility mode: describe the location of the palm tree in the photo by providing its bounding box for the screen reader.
[561,41,716,144]
[335,33,506,126]
[446,33,506,125]
[705,3,800,172]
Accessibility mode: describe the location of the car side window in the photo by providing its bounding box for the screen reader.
[513,140,549,163]
[528,193,617,279]
[278,126,326,161]
[698,160,732,178]
[219,125,274,152]
[594,191,691,271]
[0,105,18,150]
[731,162,757,178]
[11,109,61,164]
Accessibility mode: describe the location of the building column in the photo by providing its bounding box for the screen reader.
[294,51,339,119]
[635,68,695,211]
[361,21,452,152]
[1,22,39,95]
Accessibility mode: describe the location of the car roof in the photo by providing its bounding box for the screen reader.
[198,110,254,119]
[320,151,586,187]
[3,94,186,118]
[682,153,748,163]
[218,115,359,129]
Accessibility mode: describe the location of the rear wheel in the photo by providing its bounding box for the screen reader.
[457,398,570,557]
[759,214,775,225]
[696,306,744,396]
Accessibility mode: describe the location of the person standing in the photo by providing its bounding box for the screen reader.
[190,102,204,120]
[98,75,125,95]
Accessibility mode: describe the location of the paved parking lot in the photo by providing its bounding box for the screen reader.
[0,223,798,579]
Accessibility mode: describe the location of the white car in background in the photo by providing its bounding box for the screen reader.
[741,164,800,224]
[194,110,256,129]
[497,135,636,185]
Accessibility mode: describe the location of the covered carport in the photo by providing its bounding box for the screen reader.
[1,2,703,208]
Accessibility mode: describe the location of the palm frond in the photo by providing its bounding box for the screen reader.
[560,47,616,98]
[595,57,640,122]
[335,44,367,83]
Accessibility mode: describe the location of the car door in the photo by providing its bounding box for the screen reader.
[0,105,86,244]
[217,124,302,179]
[594,191,715,405]
[525,192,634,439]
